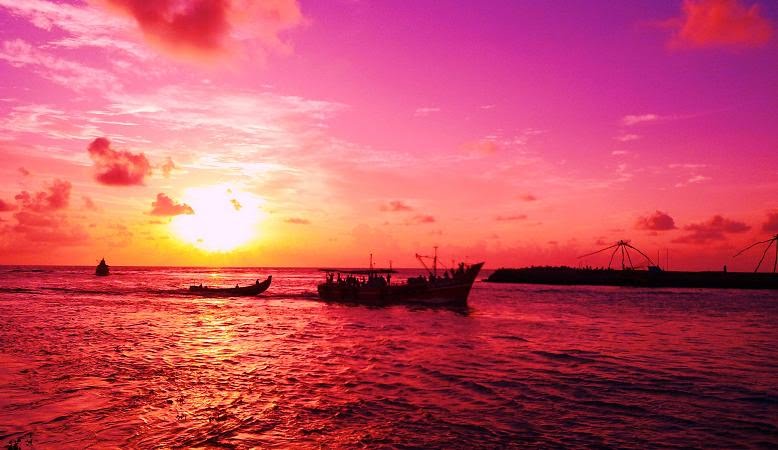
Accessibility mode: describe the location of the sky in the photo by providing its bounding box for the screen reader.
[0,0,777,270]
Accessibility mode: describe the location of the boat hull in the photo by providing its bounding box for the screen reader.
[317,262,483,306]
[188,277,272,297]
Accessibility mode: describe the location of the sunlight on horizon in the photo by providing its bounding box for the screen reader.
[171,185,265,252]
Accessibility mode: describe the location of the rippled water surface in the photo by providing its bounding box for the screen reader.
[1,266,777,448]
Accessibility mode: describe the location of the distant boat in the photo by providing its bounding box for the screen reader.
[318,250,484,306]
[95,258,109,276]
[188,276,272,297]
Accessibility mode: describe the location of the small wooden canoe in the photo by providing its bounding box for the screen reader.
[188,276,271,296]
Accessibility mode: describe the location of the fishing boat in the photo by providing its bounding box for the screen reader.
[317,249,484,306]
[95,258,109,276]
[188,276,272,297]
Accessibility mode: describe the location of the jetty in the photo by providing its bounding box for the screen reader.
[485,237,778,290]
[485,266,778,290]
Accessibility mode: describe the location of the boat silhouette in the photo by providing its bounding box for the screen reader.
[188,276,272,297]
[95,258,109,276]
[318,249,483,306]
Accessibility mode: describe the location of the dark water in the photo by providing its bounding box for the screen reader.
[0,266,776,449]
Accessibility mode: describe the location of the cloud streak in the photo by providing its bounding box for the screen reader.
[0,39,121,92]
[381,200,413,212]
[622,114,659,126]
[496,214,528,221]
[285,217,310,224]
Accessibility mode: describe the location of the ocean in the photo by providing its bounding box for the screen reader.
[0,266,776,448]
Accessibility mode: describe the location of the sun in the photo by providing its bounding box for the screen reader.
[171,185,264,252]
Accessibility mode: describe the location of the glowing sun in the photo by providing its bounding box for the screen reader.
[171,185,264,252]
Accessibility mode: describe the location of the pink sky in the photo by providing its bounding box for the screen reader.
[0,0,777,270]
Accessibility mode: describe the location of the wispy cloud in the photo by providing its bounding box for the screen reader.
[285,217,310,224]
[0,0,130,38]
[414,107,440,117]
[411,214,435,224]
[381,200,413,212]
[0,39,122,92]
[615,133,640,142]
[675,174,711,187]
[462,129,546,157]
[161,157,176,177]
[622,114,660,126]
[669,163,708,169]
[496,214,528,221]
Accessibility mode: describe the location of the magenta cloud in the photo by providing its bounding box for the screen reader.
[6,179,88,246]
[413,215,436,224]
[150,193,194,216]
[496,214,528,221]
[636,210,677,231]
[381,200,413,212]
[14,179,71,212]
[762,211,778,233]
[88,137,151,186]
[100,0,304,60]
[0,198,16,212]
[673,214,750,244]
[667,0,773,48]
